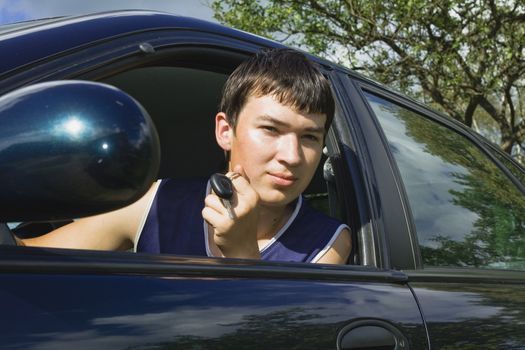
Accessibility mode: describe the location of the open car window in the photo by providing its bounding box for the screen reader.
[7,49,353,265]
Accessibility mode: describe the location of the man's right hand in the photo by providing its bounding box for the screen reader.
[202,165,261,259]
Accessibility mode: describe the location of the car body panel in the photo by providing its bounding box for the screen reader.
[0,247,427,349]
[408,270,525,348]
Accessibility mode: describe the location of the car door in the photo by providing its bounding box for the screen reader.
[350,77,525,349]
[0,12,429,349]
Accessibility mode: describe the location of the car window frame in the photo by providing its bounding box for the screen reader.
[0,27,367,271]
[337,74,421,270]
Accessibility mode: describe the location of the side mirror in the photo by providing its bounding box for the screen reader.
[0,80,160,222]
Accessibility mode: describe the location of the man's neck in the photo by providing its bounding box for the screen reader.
[256,201,296,241]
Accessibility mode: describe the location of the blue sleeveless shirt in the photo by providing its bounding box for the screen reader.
[135,178,348,263]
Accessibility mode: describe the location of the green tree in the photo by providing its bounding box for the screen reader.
[212,0,525,161]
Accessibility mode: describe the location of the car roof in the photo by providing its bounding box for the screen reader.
[0,9,382,87]
[0,10,292,75]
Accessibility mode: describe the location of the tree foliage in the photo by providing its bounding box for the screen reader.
[212,0,525,160]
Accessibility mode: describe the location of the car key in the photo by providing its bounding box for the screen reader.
[210,173,235,219]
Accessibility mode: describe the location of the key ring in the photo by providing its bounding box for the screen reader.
[227,172,241,180]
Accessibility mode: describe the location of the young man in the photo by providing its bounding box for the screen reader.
[22,48,352,264]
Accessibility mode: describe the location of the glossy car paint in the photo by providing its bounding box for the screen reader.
[0,247,427,349]
[0,10,524,350]
[408,270,525,349]
[411,282,525,349]
[0,11,279,83]
[0,81,159,221]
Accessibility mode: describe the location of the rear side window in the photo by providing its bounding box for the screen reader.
[365,92,525,271]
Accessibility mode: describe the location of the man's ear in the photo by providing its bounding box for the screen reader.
[215,112,233,151]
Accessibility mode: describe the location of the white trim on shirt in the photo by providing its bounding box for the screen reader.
[310,224,350,263]
[203,180,215,257]
[133,180,162,252]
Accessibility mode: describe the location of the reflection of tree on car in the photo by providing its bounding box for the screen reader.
[377,99,525,268]
[412,283,525,349]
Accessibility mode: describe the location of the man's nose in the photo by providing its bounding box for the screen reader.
[277,135,302,166]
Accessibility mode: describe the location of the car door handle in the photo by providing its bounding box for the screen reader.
[337,320,408,350]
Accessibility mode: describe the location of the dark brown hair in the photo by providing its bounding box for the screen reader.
[219,48,335,132]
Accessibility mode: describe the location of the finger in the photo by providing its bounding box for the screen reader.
[226,169,252,194]
[204,193,229,214]
[202,207,231,229]
[233,164,247,179]
[206,193,238,220]
[227,173,258,207]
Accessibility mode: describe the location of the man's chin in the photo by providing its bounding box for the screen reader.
[258,190,300,208]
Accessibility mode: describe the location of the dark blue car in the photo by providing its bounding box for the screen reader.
[0,10,524,349]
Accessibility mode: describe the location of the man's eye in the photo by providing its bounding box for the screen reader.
[303,134,320,142]
[262,126,278,133]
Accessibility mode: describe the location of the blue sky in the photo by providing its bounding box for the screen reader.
[0,0,217,25]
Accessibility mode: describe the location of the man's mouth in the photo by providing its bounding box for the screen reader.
[268,172,298,187]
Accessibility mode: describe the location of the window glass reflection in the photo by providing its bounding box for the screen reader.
[491,150,525,186]
[365,92,525,270]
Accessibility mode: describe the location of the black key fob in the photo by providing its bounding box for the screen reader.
[210,173,234,200]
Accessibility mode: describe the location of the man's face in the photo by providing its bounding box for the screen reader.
[228,95,326,207]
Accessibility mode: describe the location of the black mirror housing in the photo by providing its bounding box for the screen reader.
[0,80,160,221]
